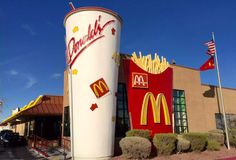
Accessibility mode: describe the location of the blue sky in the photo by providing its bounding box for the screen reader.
[1,0,236,120]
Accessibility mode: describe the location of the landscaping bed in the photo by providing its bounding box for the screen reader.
[112,146,236,160]
[113,129,236,160]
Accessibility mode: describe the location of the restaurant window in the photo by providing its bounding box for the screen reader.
[24,121,34,137]
[63,106,70,137]
[29,120,35,136]
[173,90,188,133]
[115,83,130,137]
[215,113,236,129]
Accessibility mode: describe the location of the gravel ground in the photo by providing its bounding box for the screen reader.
[112,147,236,160]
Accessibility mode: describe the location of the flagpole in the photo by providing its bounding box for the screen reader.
[212,32,230,150]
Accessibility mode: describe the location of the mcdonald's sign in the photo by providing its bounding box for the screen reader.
[90,78,109,98]
[132,72,148,88]
[140,92,171,125]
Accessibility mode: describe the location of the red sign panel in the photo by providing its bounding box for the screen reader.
[124,60,173,136]
[132,72,148,88]
[90,78,109,98]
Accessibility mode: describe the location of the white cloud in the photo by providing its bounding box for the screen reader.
[25,75,37,89]
[0,51,33,66]
[21,24,36,36]
[51,73,62,79]
[5,70,38,89]
[9,70,18,76]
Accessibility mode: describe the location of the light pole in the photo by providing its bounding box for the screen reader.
[0,99,3,121]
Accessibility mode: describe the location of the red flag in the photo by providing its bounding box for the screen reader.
[200,56,215,71]
[205,40,216,55]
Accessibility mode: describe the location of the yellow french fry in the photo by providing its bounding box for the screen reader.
[131,52,169,74]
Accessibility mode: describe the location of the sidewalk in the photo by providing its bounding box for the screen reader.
[218,156,236,160]
[32,146,236,160]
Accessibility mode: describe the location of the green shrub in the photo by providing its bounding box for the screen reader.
[177,135,190,152]
[208,129,224,134]
[229,128,236,147]
[229,135,236,147]
[119,136,151,159]
[207,132,224,146]
[183,133,207,152]
[229,128,236,136]
[153,133,177,155]
[126,129,151,140]
[207,140,220,151]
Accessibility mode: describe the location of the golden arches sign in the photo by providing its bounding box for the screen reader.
[21,95,43,111]
[140,92,171,125]
[93,81,108,96]
[90,78,109,98]
[132,72,148,88]
[133,75,145,85]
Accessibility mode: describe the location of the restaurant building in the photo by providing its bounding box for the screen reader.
[62,54,236,148]
[1,95,63,141]
[1,56,235,153]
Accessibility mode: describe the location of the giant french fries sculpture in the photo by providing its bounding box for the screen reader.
[124,51,173,136]
[131,52,169,74]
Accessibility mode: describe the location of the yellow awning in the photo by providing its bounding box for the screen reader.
[0,95,43,125]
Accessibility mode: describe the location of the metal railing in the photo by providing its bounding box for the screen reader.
[28,135,70,159]
[61,137,71,151]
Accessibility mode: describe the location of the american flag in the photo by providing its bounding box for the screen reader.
[205,40,216,55]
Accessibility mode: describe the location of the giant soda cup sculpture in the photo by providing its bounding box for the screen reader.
[64,7,122,159]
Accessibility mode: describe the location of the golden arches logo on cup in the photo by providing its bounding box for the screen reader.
[140,92,171,125]
[90,78,109,98]
[132,72,148,88]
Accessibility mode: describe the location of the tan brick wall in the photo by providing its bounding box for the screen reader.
[172,64,236,132]
[63,70,69,108]
[15,123,25,136]
[201,84,236,131]
[171,65,208,132]
[62,70,69,138]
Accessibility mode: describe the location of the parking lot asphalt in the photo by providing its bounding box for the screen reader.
[0,145,45,160]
